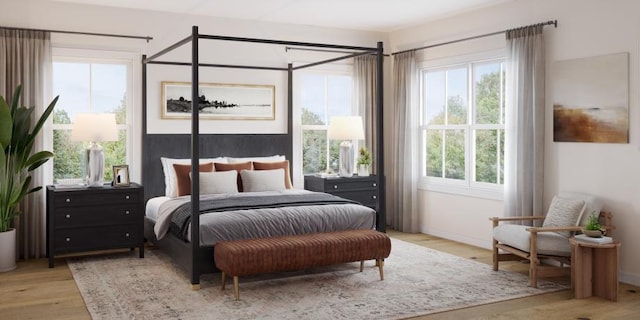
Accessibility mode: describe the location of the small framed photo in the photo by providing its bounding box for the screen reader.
[113,165,130,187]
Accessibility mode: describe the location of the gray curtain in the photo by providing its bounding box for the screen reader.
[0,28,52,259]
[353,55,377,173]
[388,51,419,232]
[503,25,545,220]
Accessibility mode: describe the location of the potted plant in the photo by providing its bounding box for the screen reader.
[0,85,57,272]
[582,212,603,238]
[356,147,371,177]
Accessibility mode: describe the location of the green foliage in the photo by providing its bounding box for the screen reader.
[584,212,601,231]
[301,108,340,174]
[0,85,58,232]
[357,147,371,166]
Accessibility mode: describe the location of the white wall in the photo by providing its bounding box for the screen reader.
[389,0,640,286]
[1,0,388,188]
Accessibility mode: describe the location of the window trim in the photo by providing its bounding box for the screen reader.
[418,50,505,200]
[298,67,356,174]
[50,48,135,184]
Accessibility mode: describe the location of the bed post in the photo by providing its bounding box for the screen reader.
[287,63,294,177]
[376,41,386,232]
[190,25,201,289]
[141,55,148,197]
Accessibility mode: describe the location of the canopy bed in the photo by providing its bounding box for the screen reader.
[141,26,385,287]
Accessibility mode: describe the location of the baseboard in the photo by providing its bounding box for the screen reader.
[420,227,492,250]
[620,271,640,287]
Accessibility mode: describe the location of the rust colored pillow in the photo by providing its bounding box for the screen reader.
[173,163,214,197]
[214,161,253,191]
[252,160,292,189]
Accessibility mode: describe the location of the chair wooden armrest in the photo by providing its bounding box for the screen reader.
[490,216,545,227]
[525,226,583,233]
[490,216,546,222]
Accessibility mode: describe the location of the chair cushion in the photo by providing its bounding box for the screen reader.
[542,196,586,237]
[493,224,571,257]
[558,191,603,227]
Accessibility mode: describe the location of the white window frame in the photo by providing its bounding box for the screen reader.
[297,66,356,175]
[418,50,505,200]
[49,48,136,184]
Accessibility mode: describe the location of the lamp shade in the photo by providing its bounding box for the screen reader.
[71,113,118,142]
[328,116,365,140]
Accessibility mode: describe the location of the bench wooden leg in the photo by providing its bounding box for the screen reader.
[377,259,384,280]
[360,260,364,272]
[221,272,226,290]
[233,276,240,301]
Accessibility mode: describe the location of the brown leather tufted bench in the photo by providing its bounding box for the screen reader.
[214,229,392,300]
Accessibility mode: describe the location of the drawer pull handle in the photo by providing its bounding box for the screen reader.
[373,183,377,187]
[372,195,377,199]
[125,232,130,237]
[125,195,130,200]
[125,210,130,215]
[65,198,71,203]
[65,237,71,242]
[65,214,71,219]
[333,185,338,189]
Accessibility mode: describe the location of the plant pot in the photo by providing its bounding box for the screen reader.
[0,228,16,272]
[357,164,370,177]
[582,228,603,238]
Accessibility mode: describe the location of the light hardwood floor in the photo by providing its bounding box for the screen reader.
[1,231,638,320]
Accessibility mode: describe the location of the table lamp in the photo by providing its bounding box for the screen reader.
[328,116,365,177]
[71,113,118,187]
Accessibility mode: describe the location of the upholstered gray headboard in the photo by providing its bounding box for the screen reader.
[142,133,292,202]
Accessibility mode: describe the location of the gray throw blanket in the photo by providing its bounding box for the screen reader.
[168,193,359,241]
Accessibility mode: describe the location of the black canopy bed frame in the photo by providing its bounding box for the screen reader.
[141,26,385,287]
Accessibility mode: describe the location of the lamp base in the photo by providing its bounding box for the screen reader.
[338,140,354,177]
[85,141,105,187]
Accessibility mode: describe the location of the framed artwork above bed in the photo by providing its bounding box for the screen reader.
[161,81,275,120]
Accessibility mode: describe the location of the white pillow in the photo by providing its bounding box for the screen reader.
[227,155,285,163]
[542,196,586,238]
[198,171,238,194]
[557,191,603,226]
[240,169,285,192]
[160,157,227,197]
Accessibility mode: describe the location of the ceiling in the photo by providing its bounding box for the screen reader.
[49,0,513,32]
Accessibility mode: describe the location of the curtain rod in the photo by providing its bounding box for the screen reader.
[391,19,557,56]
[0,25,153,42]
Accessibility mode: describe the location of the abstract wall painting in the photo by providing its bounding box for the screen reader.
[552,52,628,143]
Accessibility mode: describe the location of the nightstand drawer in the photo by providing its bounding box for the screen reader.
[54,190,140,207]
[54,205,139,228]
[54,225,139,253]
[333,190,378,208]
[324,179,377,191]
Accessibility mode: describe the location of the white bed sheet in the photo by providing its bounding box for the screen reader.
[145,196,171,221]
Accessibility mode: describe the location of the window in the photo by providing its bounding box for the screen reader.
[300,72,353,174]
[51,54,132,183]
[421,59,505,195]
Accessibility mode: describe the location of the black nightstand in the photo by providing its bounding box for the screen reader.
[46,183,144,267]
[304,175,384,232]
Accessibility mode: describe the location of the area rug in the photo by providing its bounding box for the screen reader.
[67,238,566,320]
